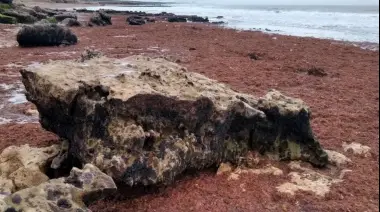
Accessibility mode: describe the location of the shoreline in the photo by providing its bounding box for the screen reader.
[0,5,379,212]
[25,3,380,49]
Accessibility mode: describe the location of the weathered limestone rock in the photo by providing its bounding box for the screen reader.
[0,144,59,191]
[20,55,328,187]
[1,164,117,212]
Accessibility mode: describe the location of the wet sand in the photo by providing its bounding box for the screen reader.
[0,15,379,211]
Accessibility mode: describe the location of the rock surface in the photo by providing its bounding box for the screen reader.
[0,164,117,212]
[61,17,81,27]
[54,13,77,22]
[89,10,111,26]
[17,24,78,47]
[127,15,146,25]
[20,56,328,187]
[0,14,16,24]
[2,9,37,23]
[0,144,59,192]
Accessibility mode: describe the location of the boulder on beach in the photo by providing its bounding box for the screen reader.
[188,15,209,23]
[2,9,37,23]
[211,21,225,25]
[61,17,81,27]
[0,163,116,212]
[20,55,328,187]
[127,15,145,25]
[89,10,112,26]
[33,6,59,16]
[54,13,77,22]
[167,16,187,22]
[17,24,78,47]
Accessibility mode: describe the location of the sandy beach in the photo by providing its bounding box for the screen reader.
[0,12,379,212]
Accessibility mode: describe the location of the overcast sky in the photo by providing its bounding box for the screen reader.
[171,0,380,5]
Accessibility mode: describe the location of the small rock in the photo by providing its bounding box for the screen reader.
[249,165,283,176]
[0,177,14,193]
[217,162,233,175]
[9,167,49,190]
[342,142,371,157]
[297,67,327,77]
[325,149,351,167]
[216,16,224,19]
[23,109,38,116]
[0,164,117,211]
[228,172,240,181]
[248,52,260,60]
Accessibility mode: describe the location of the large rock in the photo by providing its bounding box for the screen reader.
[127,15,146,25]
[89,10,111,26]
[0,144,60,192]
[33,6,59,16]
[0,164,116,212]
[54,13,77,22]
[20,56,328,186]
[188,15,209,23]
[167,16,187,22]
[2,9,37,23]
[17,24,78,47]
[61,17,81,27]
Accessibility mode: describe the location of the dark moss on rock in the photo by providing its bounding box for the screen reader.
[16,24,78,47]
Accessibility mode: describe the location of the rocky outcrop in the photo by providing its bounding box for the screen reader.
[61,17,81,27]
[89,10,111,26]
[127,15,146,25]
[2,9,37,23]
[20,56,328,187]
[188,15,209,23]
[0,14,16,24]
[0,144,60,193]
[54,13,77,22]
[33,6,59,16]
[17,24,78,47]
[168,16,187,22]
[0,164,116,212]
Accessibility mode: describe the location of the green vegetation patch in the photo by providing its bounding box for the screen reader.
[46,17,57,24]
[0,13,17,24]
[0,3,12,12]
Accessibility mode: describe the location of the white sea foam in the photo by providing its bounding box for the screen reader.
[83,4,379,43]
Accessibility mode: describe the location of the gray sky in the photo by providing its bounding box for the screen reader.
[177,0,380,5]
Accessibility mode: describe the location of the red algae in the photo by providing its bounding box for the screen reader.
[0,15,378,211]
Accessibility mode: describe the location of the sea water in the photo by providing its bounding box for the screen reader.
[85,1,379,43]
